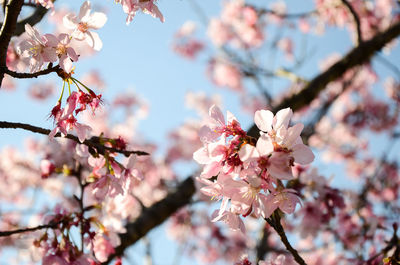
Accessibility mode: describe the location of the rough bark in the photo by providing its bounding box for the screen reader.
[0,0,24,87]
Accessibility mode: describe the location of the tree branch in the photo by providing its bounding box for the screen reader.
[248,20,400,138]
[256,7,316,19]
[2,64,60,78]
[266,212,307,265]
[9,4,49,37]
[0,0,24,87]
[0,121,149,157]
[256,226,271,262]
[0,220,60,237]
[340,0,362,45]
[301,70,359,144]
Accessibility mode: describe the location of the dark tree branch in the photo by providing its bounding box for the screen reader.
[266,212,307,265]
[0,121,149,156]
[11,4,49,37]
[102,177,196,264]
[2,64,60,78]
[301,70,359,144]
[23,2,40,8]
[248,20,400,138]
[341,0,363,44]
[0,220,60,237]
[0,0,24,87]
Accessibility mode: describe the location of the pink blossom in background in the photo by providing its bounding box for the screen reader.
[209,59,243,92]
[115,0,164,24]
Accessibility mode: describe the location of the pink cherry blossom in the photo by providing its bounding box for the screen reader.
[35,0,54,10]
[49,92,93,143]
[92,234,115,262]
[209,59,244,92]
[264,189,301,217]
[259,254,287,265]
[54,33,79,73]
[63,1,107,51]
[18,24,58,72]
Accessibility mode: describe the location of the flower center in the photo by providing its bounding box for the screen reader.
[78,22,89,33]
[56,44,67,56]
[30,45,43,57]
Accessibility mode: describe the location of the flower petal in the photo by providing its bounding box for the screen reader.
[274,107,293,130]
[87,12,107,29]
[292,144,314,164]
[254,109,273,132]
[239,144,259,161]
[85,31,103,51]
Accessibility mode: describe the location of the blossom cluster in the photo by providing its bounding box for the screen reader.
[207,0,264,48]
[0,91,168,264]
[315,0,395,40]
[194,105,314,232]
[11,1,109,143]
[172,21,204,60]
[18,1,107,73]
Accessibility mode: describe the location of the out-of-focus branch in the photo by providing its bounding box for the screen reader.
[365,224,399,263]
[0,0,24,87]
[301,70,359,144]
[276,21,400,111]
[0,121,149,156]
[102,177,196,264]
[248,20,400,138]
[143,237,153,265]
[0,220,60,237]
[375,53,400,79]
[256,226,271,262]
[257,8,316,19]
[340,0,363,44]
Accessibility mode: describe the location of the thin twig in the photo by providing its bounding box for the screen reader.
[301,70,360,144]
[375,53,400,80]
[2,65,60,78]
[341,0,363,44]
[73,163,86,252]
[187,0,208,26]
[365,224,399,263]
[256,225,270,262]
[0,121,149,156]
[266,212,307,265]
[257,8,316,19]
[143,237,153,265]
[0,220,60,237]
